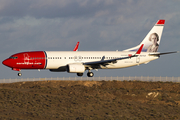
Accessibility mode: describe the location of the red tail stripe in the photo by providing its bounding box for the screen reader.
[156,20,165,25]
[136,44,144,54]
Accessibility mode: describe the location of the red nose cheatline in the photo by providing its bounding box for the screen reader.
[2,59,11,67]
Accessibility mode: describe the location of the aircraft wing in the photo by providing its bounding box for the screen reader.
[83,44,144,67]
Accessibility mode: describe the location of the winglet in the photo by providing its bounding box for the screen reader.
[73,42,79,51]
[136,44,144,55]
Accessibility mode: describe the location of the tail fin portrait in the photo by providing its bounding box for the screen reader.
[124,20,165,52]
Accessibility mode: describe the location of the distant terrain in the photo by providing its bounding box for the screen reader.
[0,80,180,120]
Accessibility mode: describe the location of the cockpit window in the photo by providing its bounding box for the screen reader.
[9,56,18,59]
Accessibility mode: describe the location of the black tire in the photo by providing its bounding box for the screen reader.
[77,73,83,76]
[18,73,22,76]
[87,72,94,77]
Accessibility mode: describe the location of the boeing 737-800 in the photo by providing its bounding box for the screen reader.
[2,20,177,77]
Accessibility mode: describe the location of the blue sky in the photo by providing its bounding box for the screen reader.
[0,0,180,79]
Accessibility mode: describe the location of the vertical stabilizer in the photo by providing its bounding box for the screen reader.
[124,20,165,52]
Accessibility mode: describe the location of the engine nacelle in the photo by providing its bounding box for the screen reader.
[67,64,85,73]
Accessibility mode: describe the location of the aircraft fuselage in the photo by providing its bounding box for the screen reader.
[3,51,158,70]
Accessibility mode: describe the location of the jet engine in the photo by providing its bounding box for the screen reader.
[67,64,85,73]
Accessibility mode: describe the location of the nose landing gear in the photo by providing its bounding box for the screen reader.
[12,68,22,77]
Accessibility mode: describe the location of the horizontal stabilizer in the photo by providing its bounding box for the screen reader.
[149,51,178,56]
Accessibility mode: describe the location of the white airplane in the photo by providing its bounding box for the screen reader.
[2,20,177,77]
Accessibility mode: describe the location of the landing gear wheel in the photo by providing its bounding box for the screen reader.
[87,72,94,77]
[77,73,83,77]
[18,73,22,77]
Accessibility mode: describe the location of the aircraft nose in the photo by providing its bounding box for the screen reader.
[2,59,11,67]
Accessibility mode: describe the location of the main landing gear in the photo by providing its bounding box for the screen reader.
[77,70,94,77]
[87,69,94,77]
[87,72,94,77]
[77,73,83,76]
